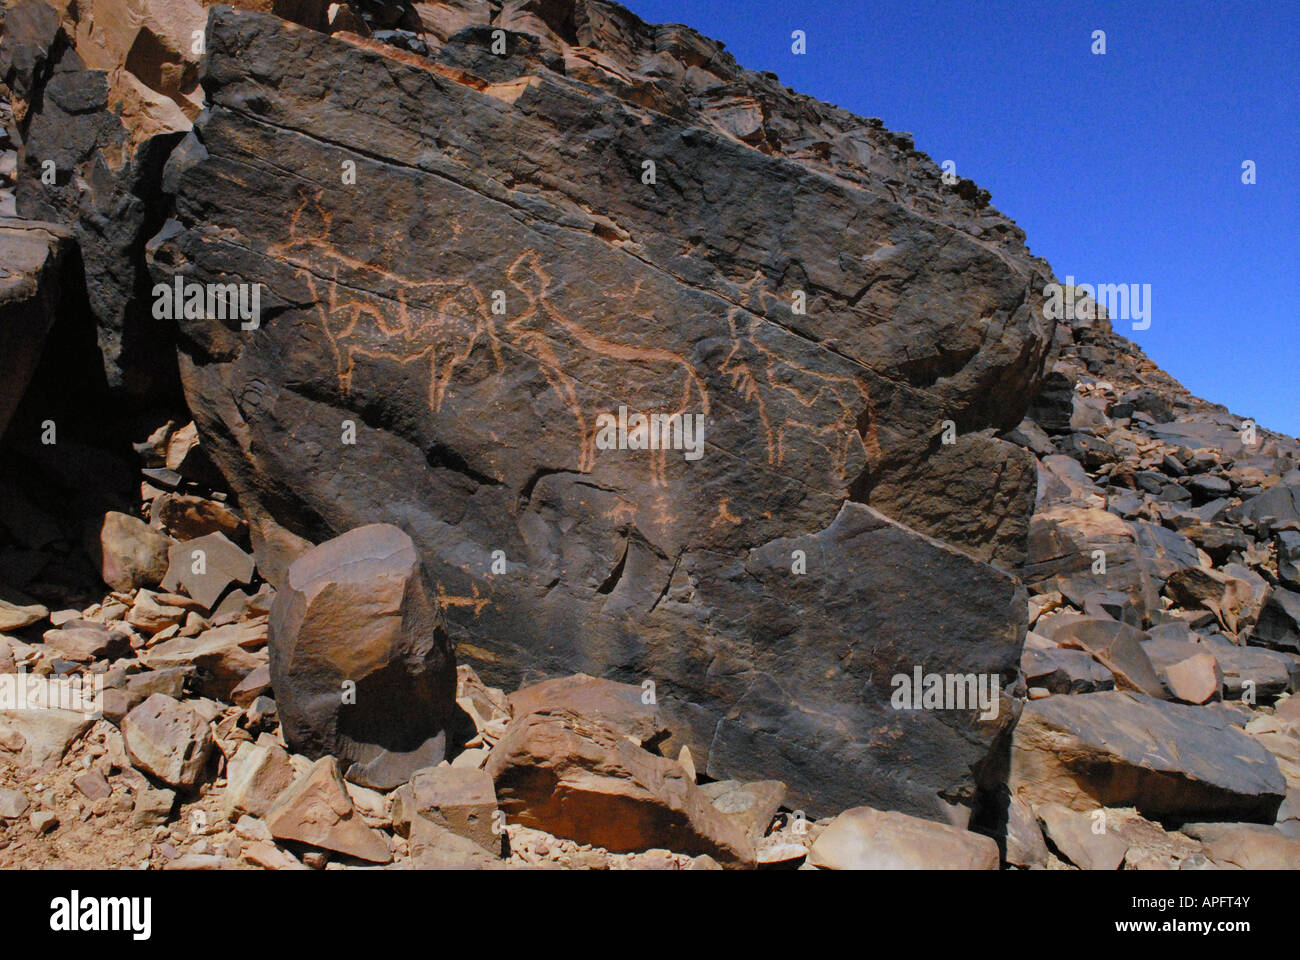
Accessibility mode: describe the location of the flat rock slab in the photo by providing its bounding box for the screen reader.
[161,531,255,610]
[807,805,999,869]
[1011,691,1286,822]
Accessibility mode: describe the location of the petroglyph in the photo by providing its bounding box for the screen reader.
[268,188,877,492]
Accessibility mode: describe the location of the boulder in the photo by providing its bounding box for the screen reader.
[806,805,998,870]
[153,4,1052,815]
[1250,587,1300,653]
[1010,691,1286,822]
[140,622,267,700]
[1036,803,1129,870]
[121,693,214,789]
[265,756,392,863]
[90,511,173,592]
[161,532,255,609]
[484,708,754,865]
[268,524,458,790]
[1163,653,1222,705]
[397,765,498,853]
[1050,618,1165,698]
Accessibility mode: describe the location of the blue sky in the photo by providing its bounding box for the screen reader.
[624,0,1300,437]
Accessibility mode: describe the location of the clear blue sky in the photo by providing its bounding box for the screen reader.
[624,0,1299,438]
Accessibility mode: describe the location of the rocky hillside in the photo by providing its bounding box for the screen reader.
[0,0,1297,870]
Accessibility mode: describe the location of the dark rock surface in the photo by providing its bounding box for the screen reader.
[146,4,1050,815]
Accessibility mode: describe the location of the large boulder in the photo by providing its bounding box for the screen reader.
[268,523,458,789]
[148,3,1052,814]
[1010,691,1286,822]
[484,705,755,865]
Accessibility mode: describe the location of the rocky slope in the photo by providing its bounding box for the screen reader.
[0,0,1298,870]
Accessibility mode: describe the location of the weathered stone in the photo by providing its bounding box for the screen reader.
[0,598,47,632]
[507,673,667,747]
[154,5,1051,816]
[806,805,998,870]
[140,623,266,700]
[1164,653,1222,705]
[0,787,30,819]
[1036,803,1128,870]
[700,779,786,845]
[265,756,392,863]
[224,738,294,818]
[865,432,1036,568]
[152,492,248,542]
[121,693,214,789]
[0,708,93,771]
[0,219,74,440]
[1011,692,1286,822]
[161,532,255,609]
[1004,796,1048,868]
[90,511,173,592]
[1051,618,1165,698]
[1181,822,1300,870]
[408,816,502,870]
[131,786,176,826]
[1251,587,1300,653]
[404,765,498,853]
[485,708,754,864]
[269,524,457,790]
[1020,647,1114,694]
[1024,504,1158,623]
[231,663,272,707]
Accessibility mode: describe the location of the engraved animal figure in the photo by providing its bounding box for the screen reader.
[719,306,879,491]
[268,191,504,414]
[505,251,712,486]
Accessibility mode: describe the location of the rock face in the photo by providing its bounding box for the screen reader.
[146,3,1049,816]
[0,218,73,440]
[268,523,458,789]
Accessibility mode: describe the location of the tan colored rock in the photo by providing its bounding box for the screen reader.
[700,779,786,845]
[265,756,391,863]
[91,511,173,592]
[1036,803,1129,870]
[1164,653,1223,705]
[225,739,294,818]
[401,765,498,853]
[1005,796,1049,868]
[1011,692,1286,821]
[161,532,255,609]
[140,622,267,699]
[0,599,48,632]
[409,816,502,869]
[485,709,754,865]
[127,591,190,634]
[1183,822,1300,869]
[121,694,214,789]
[506,673,669,746]
[807,806,999,869]
[0,708,93,771]
[152,492,247,542]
